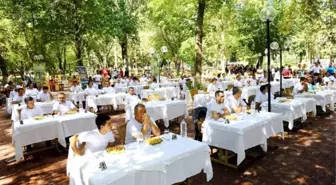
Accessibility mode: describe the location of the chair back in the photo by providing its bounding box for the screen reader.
[117,123,127,145]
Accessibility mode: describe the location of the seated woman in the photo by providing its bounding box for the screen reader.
[70,114,115,156]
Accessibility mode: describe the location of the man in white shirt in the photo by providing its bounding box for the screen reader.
[293,77,308,96]
[53,93,77,115]
[129,77,139,86]
[207,78,218,95]
[255,85,274,109]
[12,88,26,104]
[225,87,247,113]
[102,81,115,94]
[20,97,43,120]
[125,104,160,144]
[207,90,230,120]
[114,78,123,88]
[36,86,52,102]
[125,87,140,105]
[70,114,115,156]
[70,81,82,92]
[310,62,321,74]
[233,74,245,87]
[150,78,160,90]
[25,83,39,97]
[93,70,102,89]
[245,76,257,86]
[84,81,98,97]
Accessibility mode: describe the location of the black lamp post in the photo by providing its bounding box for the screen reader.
[260,6,277,112]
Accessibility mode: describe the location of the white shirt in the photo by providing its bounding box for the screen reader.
[207,83,218,95]
[129,80,139,86]
[150,82,160,90]
[323,77,330,83]
[207,101,226,119]
[10,90,17,99]
[53,101,76,114]
[78,129,115,154]
[25,88,39,97]
[329,75,336,82]
[245,78,257,86]
[233,79,245,87]
[125,94,140,106]
[114,82,123,88]
[94,74,102,84]
[311,66,321,74]
[70,85,82,92]
[13,94,26,103]
[179,79,186,86]
[255,91,273,104]
[37,92,51,102]
[102,87,115,94]
[84,87,98,96]
[20,105,43,120]
[225,96,247,113]
[293,82,304,95]
[125,117,156,144]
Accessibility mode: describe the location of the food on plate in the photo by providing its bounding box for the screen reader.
[225,115,238,120]
[66,110,77,115]
[33,116,45,120]
[279,99,291,103]
[106,145,125,154]
[146,137,163,145]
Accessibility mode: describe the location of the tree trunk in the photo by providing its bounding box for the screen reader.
[194,0,206,84]
[120,38,128,67]
[63,46,67,74]
[256,55,264,69]
[0,55,8,84]
[19,61,24,80]
[74,0,83,66]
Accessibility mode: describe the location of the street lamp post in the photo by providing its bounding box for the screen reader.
[260,6,277,112]
[149,46,168,83]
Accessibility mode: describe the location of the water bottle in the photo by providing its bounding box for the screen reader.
[180,120,187,137]
[250,101,256,114]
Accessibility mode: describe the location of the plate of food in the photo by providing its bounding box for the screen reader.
[106,145,125,154]
[66,110,77,115]
[279,99,291,103]
[225,115,238,120]
[33,116,45,120]
[146,137,163,145]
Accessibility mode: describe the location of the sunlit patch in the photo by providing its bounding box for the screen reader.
[315,164,325,170]
[294,176,307,184]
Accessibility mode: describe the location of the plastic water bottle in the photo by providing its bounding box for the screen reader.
[251,101,256,114]
[180,120,187,137]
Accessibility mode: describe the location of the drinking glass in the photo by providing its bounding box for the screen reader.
[242,106,247,114]
[136,132,144,150]
[164,128,170,141]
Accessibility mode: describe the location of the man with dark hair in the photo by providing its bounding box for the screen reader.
[313,73,323,85]
[84,81,98,97]
[255,85,273,109]
[293,77,308,95]
[125,104,160,144]
[125,87,140,105]
[21,97,43,120]
[150,78,159,90]
[12,88,26,104]
[225,87,246,113]
[37,86,52,102]
[207,90,230,120]
[70,114,115,156]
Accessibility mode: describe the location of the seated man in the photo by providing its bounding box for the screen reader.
[129,77,139,86]
[150,78,160,90]
[225,87,247,113]
[70,114,115,156]
[255,84,273,109]
[125,87,140,105]
[36,86,52,102]
[207,90,230,120]
[233,74,245,87]
[207,78,218,95]
[125,104,160,144]
[20,97,43,120]
[114,78,123,88]
[102,81,115,94]
[84,81,98,97]
[25,82,39,97]
[70,80,82,92]
[53,93,77,115]
[293,77,308,95]
[12,88,26,104]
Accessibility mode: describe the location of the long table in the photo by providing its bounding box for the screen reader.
[11,101,55,122]
[12,112,97,161]
[202,112,283,165]
[68,135,213,185]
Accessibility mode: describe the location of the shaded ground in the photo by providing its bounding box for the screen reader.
[0,108,335,185]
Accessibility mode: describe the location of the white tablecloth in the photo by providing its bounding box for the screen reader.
[241,86,259,100]
[86,93,128,112]
[115,85,145,94]
[68,135,213,185]
[261,98,306,130]
[217,81,234,90]
[69,92,86,104]
[12,112,97,161]
[293,97,317,116]
[11,101,55,122]
[159,82,179,88]
[295,91,335,112]
[141,87,180,100]
[6,98,12,114]
[193,94,215,108]
[202,112,283,165]
[126,100,188,128]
